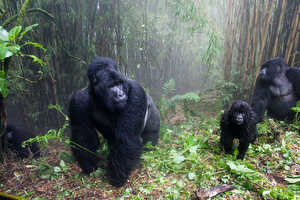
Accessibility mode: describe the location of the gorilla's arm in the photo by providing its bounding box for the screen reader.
[220,112,234,154]
[108,80,147,187]
[69,89,100,173]
[251,81,270,122]
[286,67,300,99]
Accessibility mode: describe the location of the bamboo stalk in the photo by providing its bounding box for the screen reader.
[272,0,287,58]
[291,31,299,66]
[242,4,255,90]
[224,0,234,81]
[249,0,259,77]
[237,1,245,84]
[255,0,276,79]
[285,5,300,64]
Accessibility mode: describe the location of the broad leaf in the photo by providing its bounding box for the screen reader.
[285,175,300,184]
[8,26,22,41]
[19,24,38,40]
[0,26,9,41]
[227,161,255,174]
[7,45,21,54]
[0,46,13,59]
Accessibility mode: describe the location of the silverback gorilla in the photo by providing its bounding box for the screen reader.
[220,100,257,159]
[251,57,300,122]
[69,57,160,187]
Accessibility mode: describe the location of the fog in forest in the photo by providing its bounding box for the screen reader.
[1,0,299,132]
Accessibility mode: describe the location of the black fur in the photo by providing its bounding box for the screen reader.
[69,57,160,187]
[5,123,40,158]
[220,100,257,159]
[251,57,300,122]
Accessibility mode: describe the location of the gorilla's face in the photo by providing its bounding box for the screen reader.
[5,125,14,142]
[258,57,286,83]
[230,101,250,125]
[92,68,128,112]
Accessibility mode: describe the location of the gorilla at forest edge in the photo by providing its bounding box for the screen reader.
[251,57,300,122]
[220,100,257,159]
[69,57,160,187]
[4,123,40,158]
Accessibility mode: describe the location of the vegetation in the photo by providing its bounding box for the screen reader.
[0,109,299,199]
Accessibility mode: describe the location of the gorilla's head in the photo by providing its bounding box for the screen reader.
[258,57,287,83]
[87,57,128,112]
[87,57,118,75]
[229,100,252,125]
[5,124,15,143]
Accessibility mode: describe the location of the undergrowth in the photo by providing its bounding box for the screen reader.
[0,106,300,199]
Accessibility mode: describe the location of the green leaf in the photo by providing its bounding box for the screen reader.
[285,175,300,184]
[19,24,38,40]
[8,26,22,41]
[53,166,61,173]
[188,172,196,180]
[0,26,9,41]
[171,150,185,164]
[26,54,45,66]
[227,161,255,174]
[24,41,46,51]
[0,46,13,59]
[59,160,66,168]
[7,44,21,54]
[0,71,5,78]
[0,77,8,97]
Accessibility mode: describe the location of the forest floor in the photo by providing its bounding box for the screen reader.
[0,113,300,200]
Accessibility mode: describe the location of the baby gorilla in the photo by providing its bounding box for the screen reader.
[220,100,257,159]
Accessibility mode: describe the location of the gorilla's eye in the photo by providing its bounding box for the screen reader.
[260,68,267,75]
[111,80,121,87]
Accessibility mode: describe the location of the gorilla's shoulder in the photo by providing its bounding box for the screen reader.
[69,88,90,112]
[127,79,145,93]
[286,66,300,78]
[71,89,89,103]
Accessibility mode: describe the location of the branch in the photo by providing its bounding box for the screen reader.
[3,8,55,27]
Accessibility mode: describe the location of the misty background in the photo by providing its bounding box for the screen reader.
[1,0,299,133]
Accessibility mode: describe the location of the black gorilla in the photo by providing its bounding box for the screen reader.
[251,57,300,122]
[4,123,40,158]
[69,57,160,187]
[220,100,257,159]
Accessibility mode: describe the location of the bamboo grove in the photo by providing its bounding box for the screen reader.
[223,0,299,100]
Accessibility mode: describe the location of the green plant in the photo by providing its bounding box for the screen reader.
[216,81,238,107]
[159,79,176,119]
[227,161,296,200]
[169,92,200,115]
[0,24,45,97]
[37,160,69,180]
[291,101,300,129]
[23,104,69,147]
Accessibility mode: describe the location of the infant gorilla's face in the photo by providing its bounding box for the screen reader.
[233,112,245,125]
[93,68,128,112]
[230,101,250,125]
